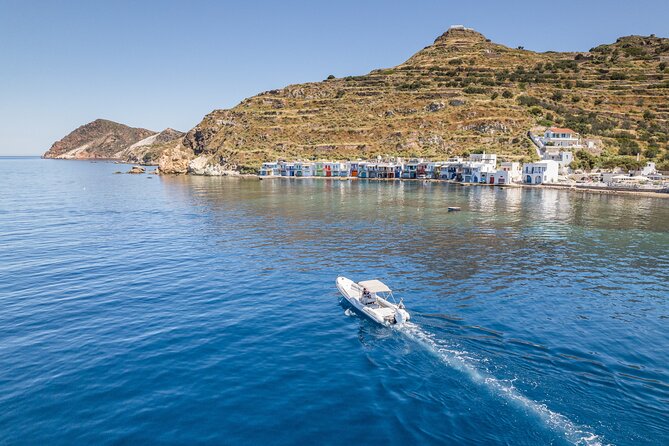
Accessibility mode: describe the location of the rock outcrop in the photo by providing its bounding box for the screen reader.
[155,143,194,174]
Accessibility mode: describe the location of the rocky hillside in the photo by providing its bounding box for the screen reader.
[44,119,156,159]
[43,120,183,164]
[113,128,185,164]
[159,27,669,174]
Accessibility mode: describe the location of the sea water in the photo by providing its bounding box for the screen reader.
[1,158,668,445]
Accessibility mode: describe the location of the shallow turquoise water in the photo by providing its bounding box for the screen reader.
[1,158,668,445]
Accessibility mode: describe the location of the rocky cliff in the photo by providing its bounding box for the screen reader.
[43,120,183,164]
[158,27,669,174]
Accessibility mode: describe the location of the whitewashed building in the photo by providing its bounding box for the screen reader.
[259,162,280,176]
[295,162,315,177]
[634,161,657,177]
[543,149,573,166]
[469,152,497,166]
[540,127,582,149]
[491,162,522,185]
[523,160,559,184]
[462,162,496,183]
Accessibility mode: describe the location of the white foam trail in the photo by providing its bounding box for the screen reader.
[398,322,608,446]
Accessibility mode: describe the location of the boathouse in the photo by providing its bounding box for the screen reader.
[522,160,559,184]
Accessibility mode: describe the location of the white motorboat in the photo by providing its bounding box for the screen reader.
[336,276,410,326]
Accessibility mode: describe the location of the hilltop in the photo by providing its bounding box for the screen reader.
[156,27,669,174]
[43,120,183,164]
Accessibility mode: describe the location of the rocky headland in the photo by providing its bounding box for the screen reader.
[43,119,183,165]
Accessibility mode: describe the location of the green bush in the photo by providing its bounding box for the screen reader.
[529,107,542,116]
[502,90,513,99]
[618,138,641,156]
[551,91,564,101]
[398,81,425,91]
[517,95,540,107]
[623,46,645,57]
[573,149,597,170]
[463,86,488,94]
[644,146,660,159]
[599,156,643,170]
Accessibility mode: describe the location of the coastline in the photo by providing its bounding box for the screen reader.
[256,175,669,199]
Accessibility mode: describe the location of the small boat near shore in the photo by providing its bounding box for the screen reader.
[336,277,410,326]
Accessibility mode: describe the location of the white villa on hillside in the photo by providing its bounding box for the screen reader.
[540,127,582,148]
[523,160,559,184]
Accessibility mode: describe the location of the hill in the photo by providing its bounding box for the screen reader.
[43,120,183,164]
[158,27,669,174]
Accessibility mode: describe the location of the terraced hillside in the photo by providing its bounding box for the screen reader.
[158,27,669,173]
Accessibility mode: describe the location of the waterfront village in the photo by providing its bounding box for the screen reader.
[258,127,668,192]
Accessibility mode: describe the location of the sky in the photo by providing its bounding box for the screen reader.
[1,0,668,155]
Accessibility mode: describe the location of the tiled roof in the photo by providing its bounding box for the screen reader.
[548,127,576,134]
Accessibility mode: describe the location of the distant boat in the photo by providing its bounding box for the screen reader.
[336,277,410,326]
[448,206,461,212]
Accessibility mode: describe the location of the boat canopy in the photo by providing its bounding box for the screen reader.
[358,280,391,293]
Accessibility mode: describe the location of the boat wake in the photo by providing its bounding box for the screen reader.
[397,322,607,446]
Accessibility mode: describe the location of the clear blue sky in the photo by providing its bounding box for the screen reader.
[1,0,667,155]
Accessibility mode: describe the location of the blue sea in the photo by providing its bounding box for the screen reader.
[1,157,668,445]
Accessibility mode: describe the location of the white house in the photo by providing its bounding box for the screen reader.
[469,152,497,167]
[295,162,315,177]
[522,160,559,184]
[259,162,280,176]
[461,162,496,183]
[634,161,657,177]
[543,149,573,167]
[491,162,522,185]
[540,127,582,148]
